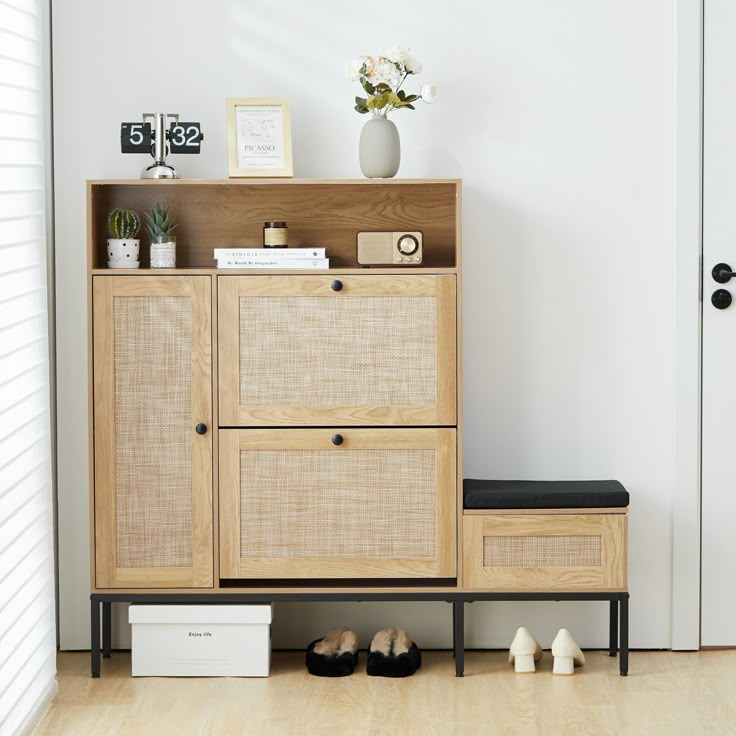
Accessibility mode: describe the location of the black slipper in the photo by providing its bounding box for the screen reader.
[366,628,422,677]
[305,627,359,677]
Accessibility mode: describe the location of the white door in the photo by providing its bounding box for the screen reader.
[702,0,736,646]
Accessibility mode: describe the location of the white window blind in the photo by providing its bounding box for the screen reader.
[0,0,57,734]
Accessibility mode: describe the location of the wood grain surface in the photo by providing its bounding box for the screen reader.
[36,650,736,736]
[92,276,213,588]
[218,428,456,580]
[88,180,459,269]
[462,514,627,592]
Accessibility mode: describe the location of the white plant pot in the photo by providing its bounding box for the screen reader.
[107,261,139,269]
[107,238,140,265]
[150,238,176,268]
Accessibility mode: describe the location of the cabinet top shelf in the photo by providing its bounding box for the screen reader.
[91,267,459,276]
[88,178,462,187]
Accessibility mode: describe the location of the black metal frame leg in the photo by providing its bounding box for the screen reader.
[619,594,629,676]
[102,601,112,658]
[91,597,100,678]
[452,601,456,657]
[453,600,464,677]
[609,599,618,656]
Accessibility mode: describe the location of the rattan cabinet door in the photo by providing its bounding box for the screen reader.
[93,276,213,588]
[219,428,456,579]
[218,275,456,426]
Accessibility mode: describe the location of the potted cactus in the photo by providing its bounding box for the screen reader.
[144,202,178,268]
[106,208,141,268]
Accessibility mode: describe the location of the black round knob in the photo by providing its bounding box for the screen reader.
[195,423,208,435]
[711,289,732,310]
[331,280,343,292]
[332,434,344,446]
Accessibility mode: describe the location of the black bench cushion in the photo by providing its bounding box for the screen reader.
[463,479,629,510]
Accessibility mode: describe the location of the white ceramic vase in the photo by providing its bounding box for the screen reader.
[359,112,401,178]
[150,237,176,268]
[106,238,140,267]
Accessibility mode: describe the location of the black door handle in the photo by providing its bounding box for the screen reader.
[332,434,344,446]
[331,280,343,292]
[712,289,732,310]
[713,263,736,284]
[195,423,208,435]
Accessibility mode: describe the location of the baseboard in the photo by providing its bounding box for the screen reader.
[15,677,58,736]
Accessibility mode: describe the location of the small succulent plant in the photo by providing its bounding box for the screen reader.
[144,202,178,243]
[107,208,141,239]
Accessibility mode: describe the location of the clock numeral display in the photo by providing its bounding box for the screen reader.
[169,122,204,153]
[120,122,152,153]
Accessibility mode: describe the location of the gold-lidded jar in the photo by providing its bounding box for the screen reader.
[263,221,288,248]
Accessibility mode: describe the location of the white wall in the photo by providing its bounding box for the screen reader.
[54,0,676,650]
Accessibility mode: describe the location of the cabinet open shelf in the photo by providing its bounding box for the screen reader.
[88,178,461,270]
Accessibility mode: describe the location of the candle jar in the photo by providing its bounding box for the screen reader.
[263,221,288,248]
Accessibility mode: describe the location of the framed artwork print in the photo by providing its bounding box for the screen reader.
[226,97,293,178]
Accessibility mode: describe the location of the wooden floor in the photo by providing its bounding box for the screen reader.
[35,650,736,736]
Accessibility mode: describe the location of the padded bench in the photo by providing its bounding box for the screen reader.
[456,479,630,675]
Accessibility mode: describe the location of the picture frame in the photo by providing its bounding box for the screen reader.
[226,97,293,178]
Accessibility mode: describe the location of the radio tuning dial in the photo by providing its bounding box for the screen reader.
[396,234,419,256]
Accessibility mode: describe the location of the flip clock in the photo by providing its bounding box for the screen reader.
[120,112,204,179]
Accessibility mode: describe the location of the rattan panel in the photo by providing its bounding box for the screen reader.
[239,449,436,558]
[114,296,193,568]
[238,296,436,405]
[483,535,602,568]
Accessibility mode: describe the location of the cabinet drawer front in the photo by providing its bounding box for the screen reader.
[93,276,213,588]
[219,429,456,579]
[218,275,456,426]
[462,514,627,591]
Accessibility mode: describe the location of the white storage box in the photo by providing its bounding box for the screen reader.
[128,604,272,677]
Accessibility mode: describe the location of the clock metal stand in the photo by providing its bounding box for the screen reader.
[142,112,180,179]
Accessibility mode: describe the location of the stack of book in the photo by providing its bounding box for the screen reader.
[214,247,328,269]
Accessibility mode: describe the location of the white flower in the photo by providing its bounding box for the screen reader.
[380,45,409,65]
[420,84,438,103]
[372,58,401,89]
[404,55,423,74]
[344,58,364,81]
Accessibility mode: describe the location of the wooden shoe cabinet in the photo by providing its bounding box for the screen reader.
[88,179,462,593]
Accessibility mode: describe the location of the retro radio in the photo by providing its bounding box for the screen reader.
[357,231,423,265]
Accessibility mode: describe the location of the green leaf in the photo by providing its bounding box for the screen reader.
[404,104,415,110]
[396,90,406,100]
[367,93,389,110]
[354,104,369,114]
[355,96,367,107]
[404,95,419,103]
[361,78,375,94]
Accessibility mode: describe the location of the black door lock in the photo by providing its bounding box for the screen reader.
[713,263,736,283]
[712,289,732,310]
